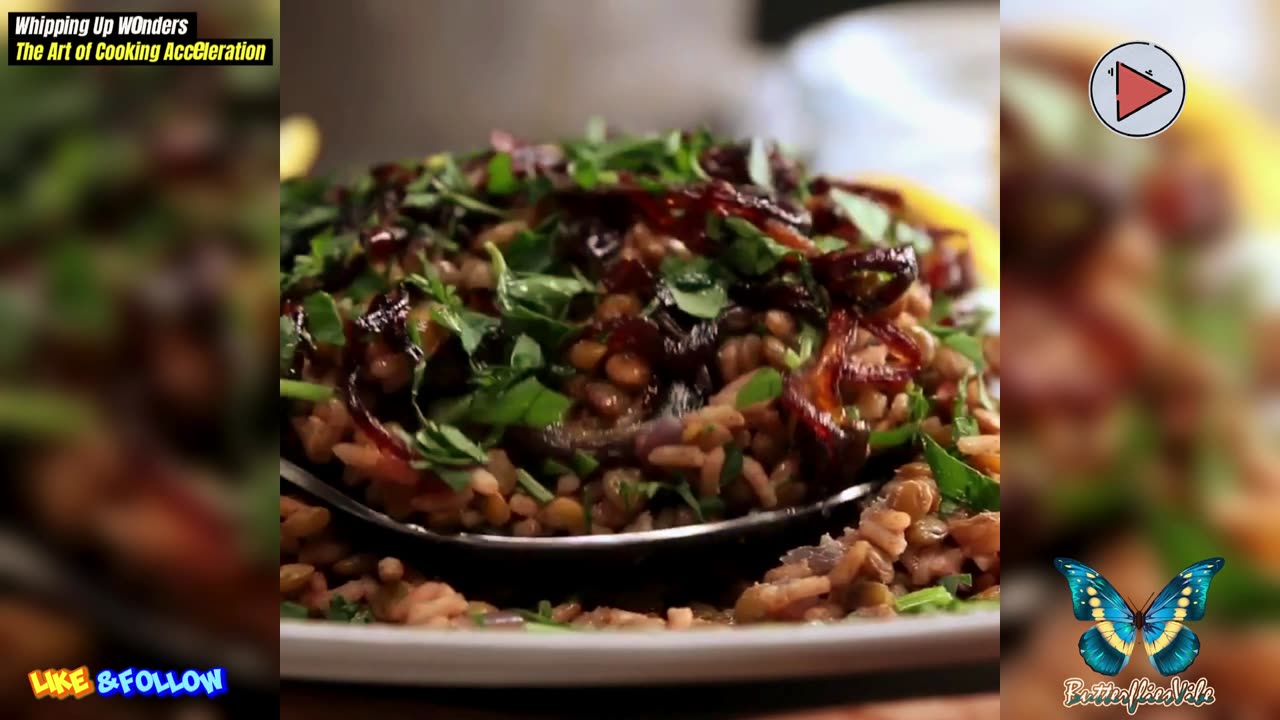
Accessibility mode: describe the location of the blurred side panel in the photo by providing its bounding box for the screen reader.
[1001,1,1280,717]
[1,0,280,716]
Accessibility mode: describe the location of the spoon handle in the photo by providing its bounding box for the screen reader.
[280,458,435,539]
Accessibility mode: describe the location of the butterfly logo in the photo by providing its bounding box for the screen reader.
[1054,557,1225,677]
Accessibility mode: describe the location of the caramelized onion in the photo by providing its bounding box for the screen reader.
[559,179,811,255]
[592,312,722,379]
[812,246,918,314]
[780,309,870,489]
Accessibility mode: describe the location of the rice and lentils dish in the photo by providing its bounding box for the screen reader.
[280,126,1000,627]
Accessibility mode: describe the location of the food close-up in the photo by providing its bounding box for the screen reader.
[278,125,1000,629]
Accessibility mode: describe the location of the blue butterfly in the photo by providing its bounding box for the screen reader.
[1054,557,1224,676]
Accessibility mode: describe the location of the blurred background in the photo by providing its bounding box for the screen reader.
[1000,1,1280,717]
[281,0,999,227]
[2,0,279,717]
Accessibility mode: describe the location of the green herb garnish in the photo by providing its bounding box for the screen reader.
[571,450,600,478]
[542,458,574,478]
[282,230,358,292]
[783,323,822,369]
[939,331,986,369]
[921,433,999,512]
[405,270,498,355]
[813,236,849,254]
[281,601,309,620]
[894,584,955,614]
[735,367,784,408]
[409,422,489,488]
[466,376,572,428]
[280,379,333,402]
[327,595,373,623]
[829,187,891,243]
[618,478,664,511]
[280,315,300,374]
[940,573,973,595]
[502,220,557,273]
[747,137,773,191]
[302,291,346,346]
[868,386,929,448]
[516,468,555,504]
[660,255,729,319]
[674,481,705,522]
[722,217,797,276]
[698,496,727,517]
[486,241,590,349]
[952,373,979,439]
[720,444,744,486]
[516,600,573,630]
[486,152,518,195]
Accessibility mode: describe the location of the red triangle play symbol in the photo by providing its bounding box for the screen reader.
[1116,61,1172,121]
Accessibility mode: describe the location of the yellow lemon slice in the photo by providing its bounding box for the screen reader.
[280,114,320,180]
[853,174,1000,288]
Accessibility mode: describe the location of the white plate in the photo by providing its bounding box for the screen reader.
[280,610,998,687]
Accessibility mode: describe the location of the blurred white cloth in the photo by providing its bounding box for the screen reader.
[733,2,999,225]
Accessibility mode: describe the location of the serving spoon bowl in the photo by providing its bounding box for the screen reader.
[280,457,882,561]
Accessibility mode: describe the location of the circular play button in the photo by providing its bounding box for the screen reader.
[1089,42,1185,138]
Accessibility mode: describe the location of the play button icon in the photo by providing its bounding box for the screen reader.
[1089,42,1185,138]
[1116,62,1172,121]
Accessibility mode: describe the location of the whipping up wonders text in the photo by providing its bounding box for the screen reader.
[12,15,190,39]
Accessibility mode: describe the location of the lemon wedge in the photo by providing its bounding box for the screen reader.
[852,174,1000,288]
[280,114,320,180]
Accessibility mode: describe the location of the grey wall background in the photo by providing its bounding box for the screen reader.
[280,0,947,175]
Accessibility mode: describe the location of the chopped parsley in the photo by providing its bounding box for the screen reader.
[783,322,822,369]
[813,236,849,254]
[280,315,300,374]
[280,379,333,402]
[408,422,489,490]
[735,367,784,408]
[952,372,979,439]
[466,376,572,428]
[280,601,309,620]
[327,595,374,623]
[516,468,555,504]
[282,230,358,292]
[921,433,999,512]
[868,386,930,448]
[486,152,518,195]
[721,217,798,276]
[893,585,955,614]
[747,137,773,191]
[570,450,600,477]
[660,256,730,319]
[674,481,705,522]
[486,241,591,349]
[829,188,892,243]
[404,270,497,355]
[940,573,973,595]
[720,444,744,486]
[302,291,346,347]
[516,599,572,630]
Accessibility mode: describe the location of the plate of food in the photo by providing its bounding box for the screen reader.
[278,117,1000,686]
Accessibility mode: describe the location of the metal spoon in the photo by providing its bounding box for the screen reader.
[281,457,881,559]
